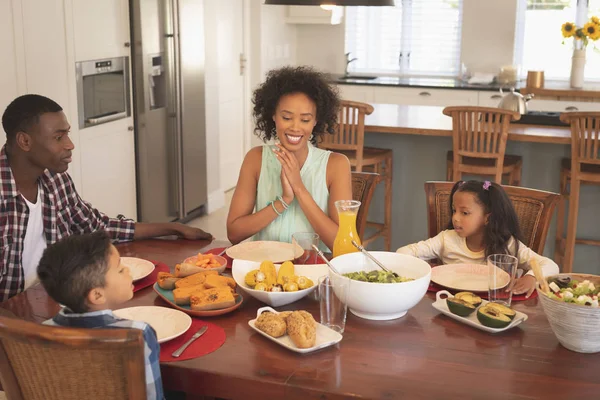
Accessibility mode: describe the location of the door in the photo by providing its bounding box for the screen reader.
[217,0,245,191]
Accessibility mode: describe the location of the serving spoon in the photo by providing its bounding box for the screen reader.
[311,244,342,275]
[351,240,399,278]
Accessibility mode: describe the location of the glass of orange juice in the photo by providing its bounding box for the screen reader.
[332,200,361,258]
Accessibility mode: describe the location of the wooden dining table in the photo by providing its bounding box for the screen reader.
[2,238,599,400]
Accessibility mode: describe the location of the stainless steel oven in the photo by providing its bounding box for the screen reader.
[75,56,131,129]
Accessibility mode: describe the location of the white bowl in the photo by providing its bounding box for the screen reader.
[232,259,328,307]
[329,252,431,320]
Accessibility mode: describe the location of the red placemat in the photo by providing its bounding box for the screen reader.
[205,248,233,268]
[133,261,170,292]
[427,281,538,301]
[160,318,226,362]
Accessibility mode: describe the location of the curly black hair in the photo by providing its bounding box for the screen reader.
[252,65,340,145]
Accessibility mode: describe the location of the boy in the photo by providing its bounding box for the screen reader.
[37,231,163,400]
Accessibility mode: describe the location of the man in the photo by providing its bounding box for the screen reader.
[1,94,212,301]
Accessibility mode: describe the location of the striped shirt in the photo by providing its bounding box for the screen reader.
[44,308,164,400]
[0,145,135,301]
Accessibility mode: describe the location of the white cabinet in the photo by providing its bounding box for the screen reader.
[79,118,137,219]
[337,84,375,103]
[286,6,343,25]
[477,91,504,108]
[527,99,600,113]
[372,86,478,106]
[71,0,130,61]
[0,1,25,120]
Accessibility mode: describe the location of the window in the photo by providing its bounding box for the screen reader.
[344,0,464,77]
[514,0,600,80]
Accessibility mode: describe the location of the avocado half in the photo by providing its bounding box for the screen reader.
[476,304,514,328]
[446,292,482,317]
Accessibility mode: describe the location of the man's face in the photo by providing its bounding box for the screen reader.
[25,111,74,173]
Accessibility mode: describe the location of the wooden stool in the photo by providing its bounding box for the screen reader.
[318,100,392,250]
[554,112,600,272]
[443,106,522,185]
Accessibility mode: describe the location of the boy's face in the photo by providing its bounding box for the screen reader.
[96,245,134,309]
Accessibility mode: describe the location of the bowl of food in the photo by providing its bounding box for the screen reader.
[538,273,600,353]
[179,252,228,275]
[232,259,328,307]
[329,252,431,320]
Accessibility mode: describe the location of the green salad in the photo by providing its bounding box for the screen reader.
[547,277,599,307]
[342,270,414,283]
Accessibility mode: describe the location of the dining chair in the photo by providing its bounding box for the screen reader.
[351,172,379,241]
[424,181,560,255]
[554,112,600,273]
[443,106,522,185]
[0,315,147,400]
[319,100,393,250]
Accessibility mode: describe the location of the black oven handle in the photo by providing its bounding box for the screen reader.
[86,111,127,126]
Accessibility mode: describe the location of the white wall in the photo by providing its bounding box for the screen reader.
[296,0,520,76]
[248,2,298,147]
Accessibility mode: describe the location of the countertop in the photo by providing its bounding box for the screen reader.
[364,103,571,145]
[331,74,600,95]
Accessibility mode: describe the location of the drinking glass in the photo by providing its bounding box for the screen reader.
[487,254,518,306]
[292,232,320,265]
[319,275,349,334]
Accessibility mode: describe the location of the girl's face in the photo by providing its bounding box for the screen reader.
[272,92,317,150]
[451,191,489,239]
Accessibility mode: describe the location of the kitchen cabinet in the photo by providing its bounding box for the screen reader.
[527,99,600,113]
[477,91,504,108]
[372,87,478,107]
[286,6,343,25]
[79,118,137,219]
[337,84,375,103]
[71,0,130,61]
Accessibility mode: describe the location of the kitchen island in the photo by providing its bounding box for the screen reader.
[361,104,599,273]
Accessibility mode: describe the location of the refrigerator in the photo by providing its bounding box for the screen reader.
[130,0,208,222]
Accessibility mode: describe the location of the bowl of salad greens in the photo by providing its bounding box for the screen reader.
[329,252,431,321]
[538,273,600,353]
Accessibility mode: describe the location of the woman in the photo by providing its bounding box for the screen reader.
[226,66,352,251]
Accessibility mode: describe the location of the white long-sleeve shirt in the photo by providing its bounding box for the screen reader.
[396,229,559,278]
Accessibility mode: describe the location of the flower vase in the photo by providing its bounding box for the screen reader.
[570,49,586,89]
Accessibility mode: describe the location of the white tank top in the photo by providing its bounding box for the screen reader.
[22,187,47,289]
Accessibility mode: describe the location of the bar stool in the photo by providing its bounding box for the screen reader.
[318,100,392,250]
[443,106,522,185]
[554,112,600,272]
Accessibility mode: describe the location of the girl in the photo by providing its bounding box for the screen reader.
[397,180,559,297]
[226,66,352,251]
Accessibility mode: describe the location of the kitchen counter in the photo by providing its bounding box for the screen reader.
[359,103,599,274]
[364,104,572,144]
[332,74,600,97]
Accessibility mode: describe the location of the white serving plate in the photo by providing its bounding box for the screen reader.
[432,290,528,333]
[431,263,510,293]
[114,306,192,343]
[226,240,303,263]
[121,257,156,282]
[232,260,327,307]
[248,307,343,354]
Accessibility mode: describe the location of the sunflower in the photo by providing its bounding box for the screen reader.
[562,22,576,38]
[592,16,599,25]
[583,22,599,40]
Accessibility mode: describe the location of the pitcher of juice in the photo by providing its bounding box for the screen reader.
[333,200,361,258]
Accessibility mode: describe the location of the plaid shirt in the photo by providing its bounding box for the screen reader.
[0,145,135,301]
[44,308,164,400]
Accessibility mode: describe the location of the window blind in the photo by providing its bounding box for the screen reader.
[514,0,600,80]
[345,0,463,76]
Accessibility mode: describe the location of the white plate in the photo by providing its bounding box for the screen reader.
[226,241,304,263]
[232,260,327,307]
[121,257,156,282]
[113,306,192,343]
[432,290,528,333]
[431,263,509,292]
[248,307,343,353]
